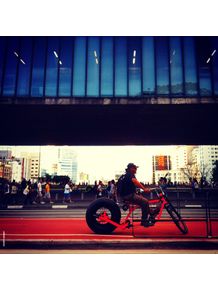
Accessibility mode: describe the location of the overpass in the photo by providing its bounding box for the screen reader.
[0,36,218,145]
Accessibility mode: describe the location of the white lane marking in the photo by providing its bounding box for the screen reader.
[185,205,202,208]
[3,233,132,238]
[52,205,68,209]
[7,205,23,209]
[0,218,86,220]
[2,231,5,247]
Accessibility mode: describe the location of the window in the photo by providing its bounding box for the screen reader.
[155,37,170,95]
[115,37,127,96]
[101,37,113,96]
[72,37,86,96]
[183,37,198,96]
[31,37,46,97]
[87,37,100,97]
[142,37,155,95]
[17,37,33,96]
[128,37,142,97]
[59,37,73,97]
[45,37,60,97]
[196,37,212,96]
[2,37,19,96]
[169,37,183,95]
[210,37,218,95]
[0,37,6,95]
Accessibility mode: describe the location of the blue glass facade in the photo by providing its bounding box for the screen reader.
[0,36,218,97]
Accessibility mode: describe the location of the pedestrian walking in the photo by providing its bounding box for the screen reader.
[22,184,30,205]
[2,181,10,205]
[33,179,44,204]
[63,181,72,203]
[44,181,53,203]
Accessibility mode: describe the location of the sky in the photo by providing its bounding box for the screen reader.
[0,145,179,183]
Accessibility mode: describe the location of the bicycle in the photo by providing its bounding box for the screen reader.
[86,187,188,234]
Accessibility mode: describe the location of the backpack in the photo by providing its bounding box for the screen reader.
[116,174,126,196]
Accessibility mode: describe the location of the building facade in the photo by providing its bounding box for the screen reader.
[57,148,78,182]
[0,36,218,99]
[20,152,40,181]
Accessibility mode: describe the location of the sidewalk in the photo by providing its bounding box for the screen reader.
[1,200,92,210]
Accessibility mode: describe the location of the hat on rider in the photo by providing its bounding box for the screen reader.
[126,163,139,169]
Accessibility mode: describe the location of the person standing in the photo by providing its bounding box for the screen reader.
[97,181,103,198]
[110,179,117,203]
[10,180,18,205]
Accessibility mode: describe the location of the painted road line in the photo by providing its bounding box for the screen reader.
[52,205,68,209]
[7,205,23,209]
[185,205,202,208]
[3,233,132,238]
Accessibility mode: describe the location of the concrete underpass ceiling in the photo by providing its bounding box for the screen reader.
[0,103,218,145]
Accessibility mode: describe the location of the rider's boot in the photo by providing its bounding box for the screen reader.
[150,204,161,217]
[141,217,155,227]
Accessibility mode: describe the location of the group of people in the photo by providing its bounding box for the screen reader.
[0,178,53,205]
[93,180,118,202]
[0,177,86,206]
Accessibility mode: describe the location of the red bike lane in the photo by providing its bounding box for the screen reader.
[0,218,218,241]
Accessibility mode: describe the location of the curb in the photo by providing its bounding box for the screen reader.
[2,238,218,250]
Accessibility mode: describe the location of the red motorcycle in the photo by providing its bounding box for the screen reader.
[86,187,188,234]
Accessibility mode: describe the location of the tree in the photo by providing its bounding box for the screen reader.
[181,163,211,186]
[211,161,218,185]
[52,175,70,185]
[180,163,199,181]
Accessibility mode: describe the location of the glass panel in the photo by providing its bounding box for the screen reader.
[17,37,32,96]
[45,37,59,97]
[73,37,86,97]
[0,37,6,95]
[210,37,218,95]
[196,37,212,96]
[59,37,73,97]
[115,37,127,97]
[101,37,113,96]
[31,37,46,97]
[156,37,170,95]
[2,37,19,96]
[169,37,183,95]
[183,37,198,96]
[142,36,155,95]
[128,36,142,97]
[87,37,100,97]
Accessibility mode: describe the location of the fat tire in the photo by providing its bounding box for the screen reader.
[165,203,188,234]
[86,198,121,234]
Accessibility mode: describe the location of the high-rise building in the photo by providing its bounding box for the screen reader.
[11,160,22,182]
[20,152,40,181]
[79,172,89,184]
[57,148,78,183]
[0,163,12,180]
[198,146,218,180]
[0,150,12,160]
